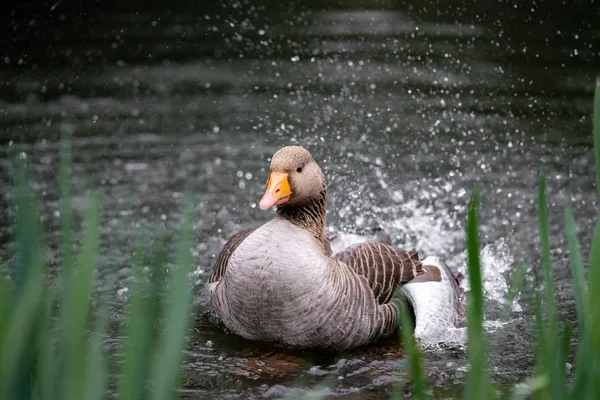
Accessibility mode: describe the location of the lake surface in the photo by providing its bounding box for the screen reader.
[1,0,599,398]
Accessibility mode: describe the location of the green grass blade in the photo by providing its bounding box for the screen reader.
[83,295,111,400]
[83,267,117,400]
[565,205,590,336]
[0,269,45,399]
[59,124,74,276]
[399,300,429,400]
[566,206,594,399]
[148,235,169,335]
[532,293,547,400]
[12,158,41,293]
[593,78,600,204]
[585,76,600,399]
[150,198,196,400]
[569,326,593,399]
[62,193,101,400]
[558,323,573,375]
[34,287,60,400]
[0,226,15,356]
[537,170,557,331]
[0,159,46,400]
[57,126,74,400]
[463,188,492,400]
[537,170,567,400]
[118,234,158,400]
[0,278,12,353]
[586,221,600,399]
[589,219,600,353]
[83,327,108,400]
[588,77,600,368]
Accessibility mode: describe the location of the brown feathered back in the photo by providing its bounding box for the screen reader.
[334,244,424,304]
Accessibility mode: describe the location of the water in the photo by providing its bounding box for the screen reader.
[1,0,598,397]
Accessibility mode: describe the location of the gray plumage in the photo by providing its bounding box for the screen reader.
[401,256,466,346]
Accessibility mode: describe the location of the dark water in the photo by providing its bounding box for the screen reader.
[1,0,599,398]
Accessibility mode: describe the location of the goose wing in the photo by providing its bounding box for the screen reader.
[333,243,424,304]
[209,227,257,284]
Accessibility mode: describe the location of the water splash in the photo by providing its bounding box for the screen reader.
[457,238,520,312]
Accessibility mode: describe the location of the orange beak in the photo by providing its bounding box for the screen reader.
[259,172,292,210]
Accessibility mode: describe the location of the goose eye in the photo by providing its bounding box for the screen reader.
[296,166,303,173]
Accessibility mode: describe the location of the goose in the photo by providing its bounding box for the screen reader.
[209,146,465,349]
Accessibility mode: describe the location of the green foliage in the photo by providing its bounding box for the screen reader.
[463,188,494,400]
[0,131,196,400]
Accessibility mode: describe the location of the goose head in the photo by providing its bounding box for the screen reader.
[259,146,326,211]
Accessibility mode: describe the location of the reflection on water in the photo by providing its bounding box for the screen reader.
[0,0,598,397]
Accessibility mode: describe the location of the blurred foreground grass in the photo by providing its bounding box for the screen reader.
[0,131,195,400]
[1,80,599,399]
